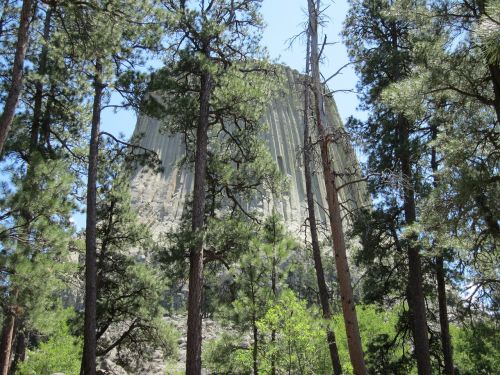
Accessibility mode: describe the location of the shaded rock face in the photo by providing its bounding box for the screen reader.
[130,66,368,238]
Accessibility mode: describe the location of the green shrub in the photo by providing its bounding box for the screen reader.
[17,325,82,375]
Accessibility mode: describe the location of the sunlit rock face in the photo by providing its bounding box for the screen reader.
[130,66,368,238]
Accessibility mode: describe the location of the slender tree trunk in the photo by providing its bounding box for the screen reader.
[185,68,211,375]
[302,31,342,375]
[0,0,34,155]
[489,64,500,124]
[0,315,15,375]
[31,4,53,149]
[307,1,367,374]
[251,281,259,375]
[386,15,431,373]
[40,85,54,149]
[399,117,431,375]
[10,329,26,375]
[248,271,259,375]
[436,256,454,375]
[82,60,104,375]
[271,254,277,375]
[252,322,258,375]
[430,124,454,375]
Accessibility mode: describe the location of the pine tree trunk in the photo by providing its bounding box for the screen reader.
[399,117,431,375]
[0,0,34,155]
[31,4,53,149]
[82,60,104,375]
[250,273,259,375]
[271,254,276,375]
[10,329,26,375]
[489,64,500,124]
[302,32,342,375]
[185,69,211,375]
[321,150,366,375]
[307,1,367,374]
[40,85,54,149]
[436,256,454,375]
[252,308,258,375]
[406,241,431,375]
[431,125,454,375]
[0,314,15,375]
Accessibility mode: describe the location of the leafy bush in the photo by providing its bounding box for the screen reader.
[17,325,82,375]
[452,321,500,375]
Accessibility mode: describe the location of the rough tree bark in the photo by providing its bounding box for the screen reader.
[185,67,211,375]
[270,224,277,375]
[302,32,342,375]
[0,289,20,375]
[10,328,26,375]
[399,116,431,375]
[490,64,500,124]
[0,313,15,375]
[251,279,259,375]
[31,4,53,149]
[0,0,34,155]
[431,124,454,375]
[307,1,367,373]
[436,256,454,375]
[82,60,104,375]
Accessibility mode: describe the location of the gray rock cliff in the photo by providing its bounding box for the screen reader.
[130,66,368,240]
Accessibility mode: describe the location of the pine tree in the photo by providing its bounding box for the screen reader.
[43,2,163,373]
[343,0,433,373]
[0,2,96,371]
[374,1,499,372]
[0,154,78,374]
[204,214,298,374]
[92,142,175,368]
[155,2,272,372]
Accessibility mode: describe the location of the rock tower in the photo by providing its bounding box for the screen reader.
[130,66,368,238]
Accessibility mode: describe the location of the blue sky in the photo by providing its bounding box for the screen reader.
[100,0,363,139]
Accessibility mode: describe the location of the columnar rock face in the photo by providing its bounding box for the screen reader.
[130,66,368,238]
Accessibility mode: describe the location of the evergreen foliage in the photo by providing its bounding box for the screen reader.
[0,0,497,373]
[90,145,177,368]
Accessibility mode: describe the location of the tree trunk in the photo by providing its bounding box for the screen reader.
[249,271,259,375]
[185,69,211,375]
[271,254,276,375]
[252,300,258,375]
[82,60,104,375]
[399,117,431,375]
[436,256,454,375]
[0,314,15,375]
[0,0,34,155]
[307,1,367,374]
[31,4,53,149]
[40,85,54,149]
[489,64,500,124]
[431,124,454,375]
[10,329,26,375]
[302,31,342,375]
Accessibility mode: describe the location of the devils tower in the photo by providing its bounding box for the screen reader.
[130,66,368,237]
